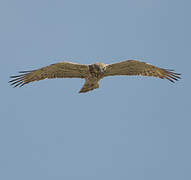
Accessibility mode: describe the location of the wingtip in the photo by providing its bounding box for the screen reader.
[19,70,33,73]
[164,69,181,83]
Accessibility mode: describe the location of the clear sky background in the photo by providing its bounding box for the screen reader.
[0,0,190,180]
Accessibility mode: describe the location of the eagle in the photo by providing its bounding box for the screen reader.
[9,60,181,93]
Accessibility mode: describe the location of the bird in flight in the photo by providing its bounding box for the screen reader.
[9,60,181,93]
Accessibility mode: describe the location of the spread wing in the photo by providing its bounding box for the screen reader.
[9,62,89,87]
[104,60,181,82]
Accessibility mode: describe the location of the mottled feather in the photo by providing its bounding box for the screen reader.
[9,62,89,87]
[104,60,181,83]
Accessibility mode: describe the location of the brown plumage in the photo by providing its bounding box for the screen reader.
[9,60,181,93]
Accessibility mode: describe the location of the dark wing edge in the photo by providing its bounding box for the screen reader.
[159,68,181,83]
[9,70,35,87]
[9,62,89,87]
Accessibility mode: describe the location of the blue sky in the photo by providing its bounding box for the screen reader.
[0,0,190,179]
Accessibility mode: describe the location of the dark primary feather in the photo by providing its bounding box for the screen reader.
[161,69,181,83]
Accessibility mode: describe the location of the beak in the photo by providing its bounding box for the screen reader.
[100,67,105,73]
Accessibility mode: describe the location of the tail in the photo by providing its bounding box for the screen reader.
[79,78,99,93]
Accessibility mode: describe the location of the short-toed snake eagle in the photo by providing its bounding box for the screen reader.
[9,60,181,93]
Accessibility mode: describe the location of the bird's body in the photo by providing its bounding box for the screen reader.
[9,60,181,93]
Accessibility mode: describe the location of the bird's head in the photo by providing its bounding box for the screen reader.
[91,63,107,74]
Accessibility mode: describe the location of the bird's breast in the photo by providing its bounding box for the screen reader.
[88,65,102,79]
